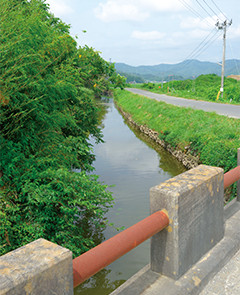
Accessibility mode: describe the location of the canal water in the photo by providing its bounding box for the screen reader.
[74,98,186,295]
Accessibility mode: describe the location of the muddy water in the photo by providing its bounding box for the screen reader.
[74,99,186,295]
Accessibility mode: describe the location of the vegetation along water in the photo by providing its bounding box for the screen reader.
[74,99,186,294]
[0,0,125,257]
[114,89,240,202]
[1,0,240,293]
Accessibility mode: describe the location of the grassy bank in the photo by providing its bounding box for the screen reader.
[114,89,240,173]
[133,74,240,105]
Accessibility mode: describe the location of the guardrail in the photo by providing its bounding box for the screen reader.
[224,165,240,189]
[73,148,240,288]
[1,151,240,295]
[72,210,169,287]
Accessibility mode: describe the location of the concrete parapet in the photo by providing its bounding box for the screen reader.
[111,200,240,295]
[150,165,224,279]
[0,238,73,295]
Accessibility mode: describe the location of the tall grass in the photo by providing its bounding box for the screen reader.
[114,89,240,172]
[135,74,240,104]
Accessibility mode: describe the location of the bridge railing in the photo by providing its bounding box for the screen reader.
[0,149,240,295]
[224,166,240,188]
[72,210,169,287]
[224,148,240,202]
[72,148,240,287]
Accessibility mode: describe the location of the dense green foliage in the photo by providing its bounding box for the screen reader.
[114,90,240,174]
[138,74,240,104]
[0,0,125,257]
[117,71,145,83]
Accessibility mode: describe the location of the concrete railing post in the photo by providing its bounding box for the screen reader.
[150,165,224,280]
[237,148,240,202]
[0,238,73,295]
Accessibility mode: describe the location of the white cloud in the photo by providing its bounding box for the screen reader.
[188,29,212,39]
[228,25,240,39]
[46,0,74,16]
[180,14,225,30]
[95,0,189,22]
[140,0,188,12]
[132,30,166,40]
[95,0,149,22]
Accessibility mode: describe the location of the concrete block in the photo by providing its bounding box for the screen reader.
[150,165,224,279]
[0,238,73,295]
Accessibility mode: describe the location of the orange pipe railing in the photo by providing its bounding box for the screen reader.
[72,210,169,288]
[72,163,240,288]
[224,165,240,189]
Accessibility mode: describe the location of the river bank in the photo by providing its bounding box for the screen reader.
[113,89,240,201]
[115,103,199,169]
[75,98,186,295]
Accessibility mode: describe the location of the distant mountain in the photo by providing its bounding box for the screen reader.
[115,59,240,82]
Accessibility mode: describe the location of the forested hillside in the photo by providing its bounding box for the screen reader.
[115,59,240,82]
[0,0,125,257]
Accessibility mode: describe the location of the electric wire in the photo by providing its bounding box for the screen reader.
[202,0,224,22]
[228,38,240,75]
[179,0,206,20]
[195,0,215,19]
[183,29,221,65]
[189,31,221,60]
[210,0,230,21]
[178,0,213,27]
[177,0,232,71]
[184,28,217,60]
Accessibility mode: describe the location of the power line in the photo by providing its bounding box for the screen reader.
[210,0,230,21]
[215,19,232,96]
[178,0,213,27]
[195,0,215,19]
[201,0,224,21]
[179,0,206,19]
[184,29,220,61]
[185,29,216,60]
[182,31,221,68]
[192,31,221,59]
[228,39,240,75]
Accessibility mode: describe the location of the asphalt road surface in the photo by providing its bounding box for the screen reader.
[126,88,240,119]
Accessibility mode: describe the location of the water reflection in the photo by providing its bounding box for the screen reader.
[74,99,186,294]
[75,269,125,295]
[128,123,186,177]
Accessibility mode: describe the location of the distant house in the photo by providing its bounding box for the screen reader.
[227,75,240,81]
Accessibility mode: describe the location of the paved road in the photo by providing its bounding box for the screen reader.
[126,88,240,119]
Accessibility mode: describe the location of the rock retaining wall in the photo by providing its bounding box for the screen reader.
[115,103,199,169]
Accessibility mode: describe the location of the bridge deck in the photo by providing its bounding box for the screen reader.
[200,248,240,295]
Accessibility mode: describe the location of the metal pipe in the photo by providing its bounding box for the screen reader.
[224,165,240,189]
[72,210,169,287]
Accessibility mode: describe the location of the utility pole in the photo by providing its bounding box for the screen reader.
[216,19,232,98]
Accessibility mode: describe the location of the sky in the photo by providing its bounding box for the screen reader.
[45,0,240,66]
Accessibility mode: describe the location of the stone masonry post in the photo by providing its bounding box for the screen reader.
[0,238,73,295]
[150,165,224,280]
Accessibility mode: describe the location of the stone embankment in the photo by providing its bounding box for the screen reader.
[115,103,199,169]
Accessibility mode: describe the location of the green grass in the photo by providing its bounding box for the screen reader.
[114,89,240,173]
[133,74,240,105]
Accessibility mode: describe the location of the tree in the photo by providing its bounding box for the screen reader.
[0,0,116,257]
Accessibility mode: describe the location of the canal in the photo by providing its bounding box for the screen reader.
[74,98,186,295]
